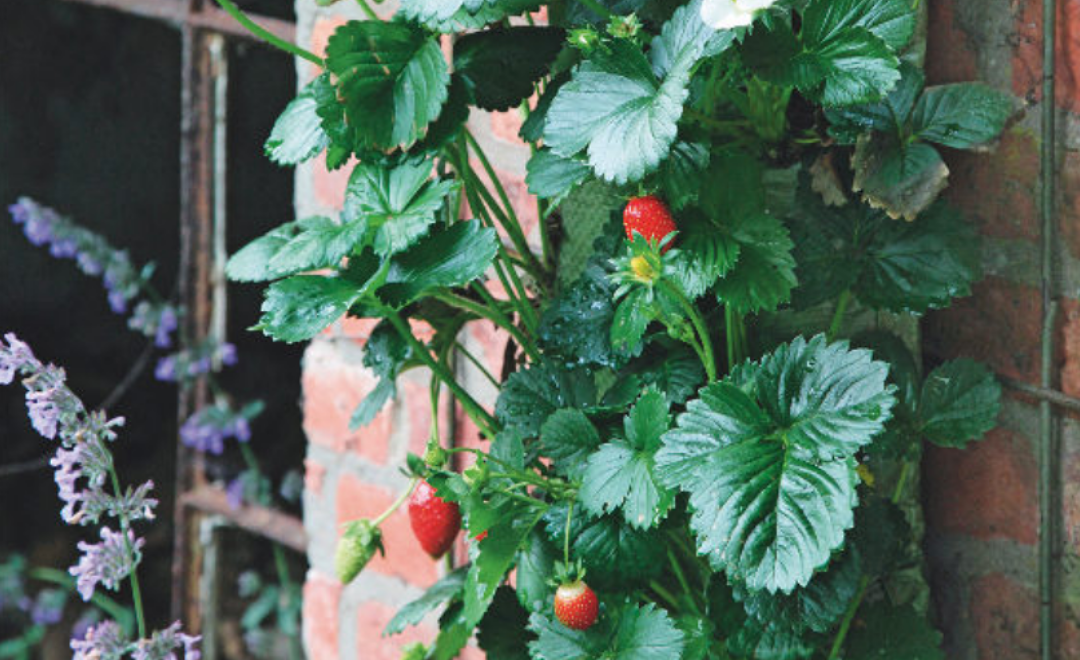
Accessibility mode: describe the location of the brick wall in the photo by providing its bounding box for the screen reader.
[293,2,530,657]
[921,0,1080,657]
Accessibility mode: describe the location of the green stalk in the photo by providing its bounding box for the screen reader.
[212,0,324,66]
[455,341,500,389]
[108,467,146,639]
[664,282,716,381]
[563,501,575,565]
[826,576,871,660]
[29,567,135,635]
[382,309,499,438]
[471,281,539,357]
[373,478,419,526]
[827,290,852,342]
[667,548,702,616]
[648,580,681,611]
[352,0,381,20]
[434,290,539,361]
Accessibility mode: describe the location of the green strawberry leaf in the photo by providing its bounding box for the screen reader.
[255,274,365,343]
[540,408,602,478]
[851,133,950,221]
[526,149,592,204]
[463,508,544,629]
[267,216,366,275]
[610,288,652,357]
[917,359,1001,448]
[658,142,710,211]
[310,71,354,170]
[378,221,499,307]
[529,602,684,660]
[712,212,797,315]
[621,340,706,405]
[384,568,467,636]
[543,39,694,184]
[656,335,895,592]
[344,160,457,257]
[543,505,665,589]
[264,76,330,166]
[325,21,450,151]
[826,61,925,143]
[844,602,945,660]
[350,320,414,429]
[495,361,597,437]
[648,0,738,78]
[539,261,621,368]
[580,389,675,529]
[516,530,557,613]
[454,27,566,112]
[912,82,1014,149]
[226,221,303,283]
[801,0,916,52]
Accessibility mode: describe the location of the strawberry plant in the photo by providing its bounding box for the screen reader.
[220,0,1013,656]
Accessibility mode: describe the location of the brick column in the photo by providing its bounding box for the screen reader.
[921,0,1080,657]
[293,3,533,656]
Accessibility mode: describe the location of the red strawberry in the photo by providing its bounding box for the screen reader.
[554,580,599,630]
[623,195,677,253]
[408,480,461,558]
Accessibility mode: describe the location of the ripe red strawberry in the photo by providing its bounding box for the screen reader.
[408,480,461,558]
[554,580,599,630]
[623,195,677,253]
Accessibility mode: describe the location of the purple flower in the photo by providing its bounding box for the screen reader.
[154,355,178,382]
[0,333,34,385]
[30,588,66,625]
[26,388,61,439]
[178,400,257,455]
[70,608,102,643]
[132,622,201,660]
[72,620,129,660]
[226,477,245,510]
[155,307,179,349]
[77,251,103,276]
[69,527,143,601]
[155,342,237,383]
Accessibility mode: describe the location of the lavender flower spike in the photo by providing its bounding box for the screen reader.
[0,333,34,384]
[72,620,130,660]
[133,622,202,660]
[70,527,144,601]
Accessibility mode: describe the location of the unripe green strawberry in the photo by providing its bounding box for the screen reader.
[623,195,677,253]
[334,519,383,584]
[400,643,427,660]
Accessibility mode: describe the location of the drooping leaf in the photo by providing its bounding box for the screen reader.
[343,160,457,257]
[265,77,331,165]
[325,21,450,151]
[462,509,543,629]
[378,221,499,307]
[495,361,596,436]
[610,288,652,357]
[526,149,592,203]
[918,359,1001,448]
[455,27,566,112]
[844,602,945,660]
[656,335,895,592]
[912,83,1014,149]
[516,531,557,613]
[384,568,467,636]
[851,133,950,221]
[350,320,414,429]
[226,222,303,283]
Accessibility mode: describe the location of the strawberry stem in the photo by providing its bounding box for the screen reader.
[373,478,419,527]
[662,281,717,381]
[563,500,575,565]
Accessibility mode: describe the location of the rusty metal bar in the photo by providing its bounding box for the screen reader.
[60,0,295,44]
[182,485,308,553]
[173,25,217,627]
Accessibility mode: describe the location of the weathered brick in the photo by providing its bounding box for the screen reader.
[313,153,353,210]
[303,572,342,660]
[971,573,1038,660]
[1012,0,1080,109]
[941,128,1039,243]
[336,474,440,586]
[924,277,1043,383]
[355,602,435,660]
[302,347,393,464]
[924,428,1038,545]
[305,458,328,497]
[924,0,980,84]
[490,110,526,145]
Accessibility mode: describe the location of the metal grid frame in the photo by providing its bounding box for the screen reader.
[60,0,305,631]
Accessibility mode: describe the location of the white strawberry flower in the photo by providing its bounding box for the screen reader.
[699,0,778,30]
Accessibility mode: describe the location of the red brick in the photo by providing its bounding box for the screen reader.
[971,573,1038,660]
[306,18,347,80]
[1060,298,1080,398]
[924,277,1043,384]
[924,0,979,84]
[1013,0,1080,109]
[313,153,353,210]
[1057,152,1080,260]
[336,474,440,586]
[491,110,525,145]
[403,378,436,458]
[302,357,394,463]
[941,129,1039,242]
[303,572,342,660]
[355,601,435,660]
[305,458,327,497]
[924,428,1037,545]
[468,321,510,382]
